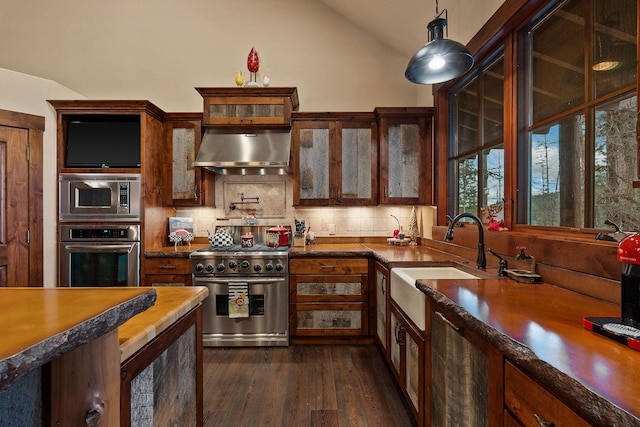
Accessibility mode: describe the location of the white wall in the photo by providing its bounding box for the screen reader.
[0,68,84,286]
[0,0,423,112]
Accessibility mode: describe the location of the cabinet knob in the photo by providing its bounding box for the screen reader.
[85,393,104,427]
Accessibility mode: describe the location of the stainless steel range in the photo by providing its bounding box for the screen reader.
[190,226,290,347]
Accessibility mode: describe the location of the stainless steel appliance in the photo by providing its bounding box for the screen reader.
[190,226,290,347]
[59,224,140,287]
[59,173,141,222]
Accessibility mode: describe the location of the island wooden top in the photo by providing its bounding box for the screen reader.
[0,287,156,393]
[118,286,208,361]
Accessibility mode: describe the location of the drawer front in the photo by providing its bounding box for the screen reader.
[290,302,368,336]
[290,275,368,302]
[144,258,191,275]
[143,274,192,287]
[504,361,590,427]
[289,258,368,275]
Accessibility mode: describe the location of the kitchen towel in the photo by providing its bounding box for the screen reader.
[228,282,249,318]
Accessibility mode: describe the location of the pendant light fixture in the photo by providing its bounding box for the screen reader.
[405,0,474,84]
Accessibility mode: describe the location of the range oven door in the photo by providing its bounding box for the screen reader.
[195,276,289,347]
[59,241,140,287]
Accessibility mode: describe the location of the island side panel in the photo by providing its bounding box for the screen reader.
[49,329,120,426]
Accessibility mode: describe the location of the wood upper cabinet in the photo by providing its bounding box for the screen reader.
[376,107,433,205]
[292,112,378,206]
[163,113,213,207]
[195,87,299,127]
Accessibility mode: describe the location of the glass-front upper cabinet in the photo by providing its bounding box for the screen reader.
[376,107,433,205]
[292,112,378,206]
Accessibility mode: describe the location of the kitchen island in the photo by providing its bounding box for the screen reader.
[0,286,208,427]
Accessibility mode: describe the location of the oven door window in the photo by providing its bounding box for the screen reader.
[70,251,129,286]
[215,295,265,316]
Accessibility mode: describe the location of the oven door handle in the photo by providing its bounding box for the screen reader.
[194,277,286,285]
[64,244,138,254]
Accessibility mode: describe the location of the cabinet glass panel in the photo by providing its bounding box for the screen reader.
[296,309,361,329]
[431,311,488,426]
[208,104,284,120]
[297,281,362,296]
[298,128,330,199]
[406,333,419,410]
[341,128,372,199]
[387,124,419,198]
[390,311,401,374]
[172,127,196,200]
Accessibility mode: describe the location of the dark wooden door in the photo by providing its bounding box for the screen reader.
[0,125,31,286]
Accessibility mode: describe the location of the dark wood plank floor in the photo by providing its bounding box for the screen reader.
[203,345,416,427]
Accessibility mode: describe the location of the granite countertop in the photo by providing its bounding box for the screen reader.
[118,286,208,361]
[0,287,156,393]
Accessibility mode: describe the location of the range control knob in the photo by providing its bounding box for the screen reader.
[275,263,285,272]
[195,263,204,273]
[241,260,250,269]
[216,263,225,272]
[204,264,214,273]
[228,261,237,269]
[265,262,274,272]
[253,264,262,272]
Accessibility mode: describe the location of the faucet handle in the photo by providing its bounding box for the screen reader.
[488,248,508,276]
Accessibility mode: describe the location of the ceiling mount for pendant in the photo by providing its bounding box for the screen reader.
[405,0,474,85]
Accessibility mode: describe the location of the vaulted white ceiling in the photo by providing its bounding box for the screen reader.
[318,0,504,57]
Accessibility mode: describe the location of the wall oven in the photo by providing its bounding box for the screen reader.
[59,173,141,222]
[59,224,140,287]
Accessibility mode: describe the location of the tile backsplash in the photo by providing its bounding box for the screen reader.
[176,175,436,239]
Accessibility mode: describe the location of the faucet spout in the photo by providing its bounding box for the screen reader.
[445,213,486,270]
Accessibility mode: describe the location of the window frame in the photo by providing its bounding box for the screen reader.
[434,0,638,237]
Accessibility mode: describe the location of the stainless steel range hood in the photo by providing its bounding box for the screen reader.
[195,129,292,175]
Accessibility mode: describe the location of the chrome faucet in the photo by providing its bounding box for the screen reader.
[445,213,486,270]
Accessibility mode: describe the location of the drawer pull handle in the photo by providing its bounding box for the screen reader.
[435,311,462,332]
[534,414,555,427]
[394,321,405,345]
[320,265,338,270]
[381,276,386,295]
[159,265,176,270]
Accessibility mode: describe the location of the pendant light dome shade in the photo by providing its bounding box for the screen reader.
[405,17,474,84]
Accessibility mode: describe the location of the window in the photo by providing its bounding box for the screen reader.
[450,55,505,224]
[521,0,638,230]
[447,0,638,232]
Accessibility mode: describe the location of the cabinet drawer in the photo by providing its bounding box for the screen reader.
[143,274,192,287]
[290,302,368,336]
[289,258,368,275]
[144,258,191,275]
[290,274,368,302]
[504,361,590,427]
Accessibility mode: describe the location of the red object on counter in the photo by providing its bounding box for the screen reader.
[247,48,260,73]
[618,233,640,265]
[266,226,290,247]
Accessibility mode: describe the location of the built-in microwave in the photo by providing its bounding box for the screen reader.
[59,173,141,222]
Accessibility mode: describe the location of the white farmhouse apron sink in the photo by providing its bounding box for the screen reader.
[390,267,480,331]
